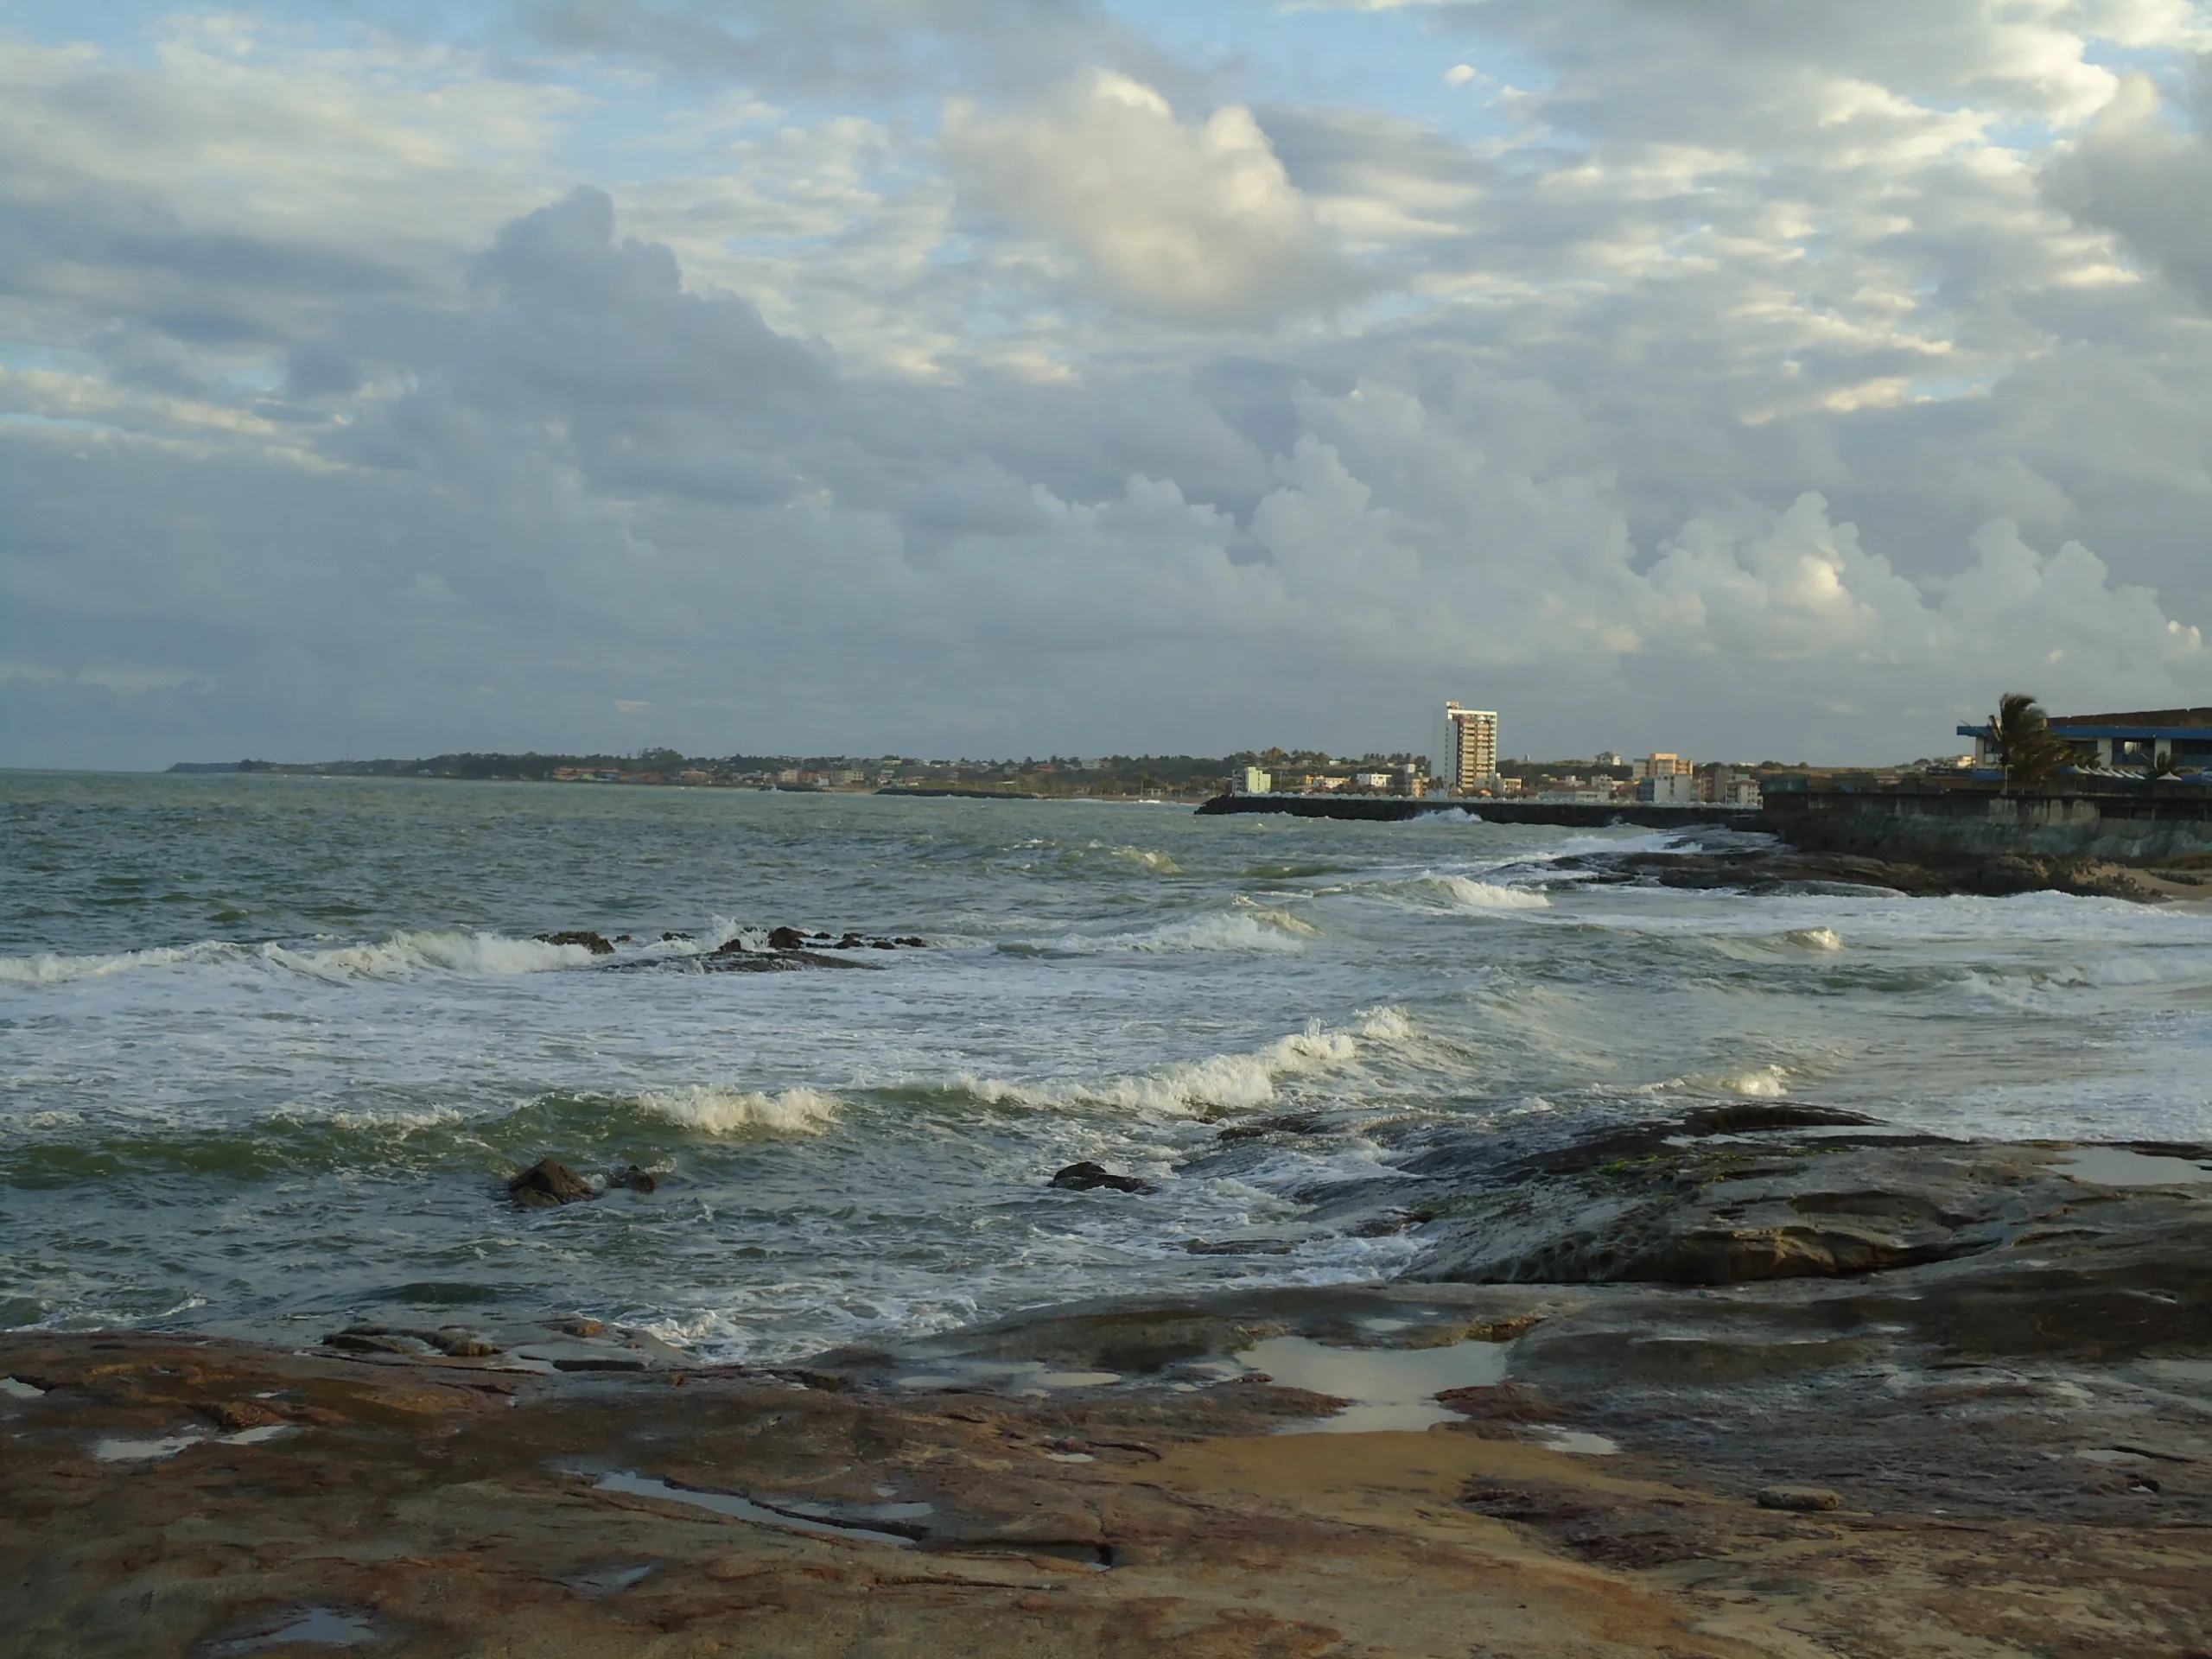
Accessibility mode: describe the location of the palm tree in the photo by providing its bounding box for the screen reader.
[1987,693,2076,794]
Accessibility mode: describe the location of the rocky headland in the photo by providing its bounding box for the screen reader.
[5,1108,2209,1656]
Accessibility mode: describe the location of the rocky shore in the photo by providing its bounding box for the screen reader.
[6,1109,2209,1656]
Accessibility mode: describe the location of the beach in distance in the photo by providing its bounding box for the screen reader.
[5,770,2210,1656]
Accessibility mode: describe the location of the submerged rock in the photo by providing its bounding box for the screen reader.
[508,1160,597,1207]
[609,1165,659,1194]
[1050,1161,1154,1195]
[536,931,615,955]
[768,926,807,950]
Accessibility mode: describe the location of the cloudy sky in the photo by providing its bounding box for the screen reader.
[4,1,2211,768]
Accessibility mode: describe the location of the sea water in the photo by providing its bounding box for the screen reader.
[5,771,2210,1361]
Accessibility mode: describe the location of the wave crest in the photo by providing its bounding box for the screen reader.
[1412,874,1551,912]
[958,1007,1410,1117]
[637,1086,842,1136]
[1,930,600,987]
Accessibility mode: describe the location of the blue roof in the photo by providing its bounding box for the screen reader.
[1957,723,2212,741]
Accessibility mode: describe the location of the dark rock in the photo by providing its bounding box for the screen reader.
[661,931,692,943]
[321,1330,427,1356]
[836,932,868,949]
[508,1160,598,1207]
[768,926,806,950]
[700,949,877,973]
[536,931,615,956]
[1050,1161,1154,1194]
[895,937,927,948]
[1756,1484,1842,1512]
[1679,1103,1882,1135]
[610,1165,659,1194]
[556,1318,604,1338]
[429,1328,501,1358]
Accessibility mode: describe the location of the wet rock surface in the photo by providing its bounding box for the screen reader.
[8,1113,2212,1656]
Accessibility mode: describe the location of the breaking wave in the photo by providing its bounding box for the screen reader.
[0,930,599,987]
[636,1086,842,1136]
[263,931,596,980]
[957,1007,1410,1117]
[1414,874,1552,912]
[1020,909,1319,955]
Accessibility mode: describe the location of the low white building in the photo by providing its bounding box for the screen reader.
[1637,773,1698,804]
[1238,766,1273,794]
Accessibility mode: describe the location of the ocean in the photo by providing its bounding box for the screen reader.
[4,770,2209,1362]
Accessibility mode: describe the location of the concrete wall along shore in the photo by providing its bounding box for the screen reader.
[1764,789,2212,865]
[1200,787,2212,867]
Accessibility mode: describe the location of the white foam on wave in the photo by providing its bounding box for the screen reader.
[264,931,594,980]
[1044,909,1318,954]
[1789,927,1844,951]
[1109,845,1185,874]
[1,930,599,988]
[638,1086,842,1136]
[960,1007,1411,1117]
[1412,874,1551,912]
[0,941,239,987]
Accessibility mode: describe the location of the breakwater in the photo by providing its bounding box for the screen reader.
[1194,793,1765,831]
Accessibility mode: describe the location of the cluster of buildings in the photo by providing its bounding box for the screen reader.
[1230,703,1763,808]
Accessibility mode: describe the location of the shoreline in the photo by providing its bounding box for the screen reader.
[10,1112,2209,1656]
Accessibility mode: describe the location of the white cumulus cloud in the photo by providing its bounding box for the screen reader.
[941,70,1365,326]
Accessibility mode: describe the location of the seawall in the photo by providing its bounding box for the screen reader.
[1763,790,2212,864]
[1193,794,1766,832]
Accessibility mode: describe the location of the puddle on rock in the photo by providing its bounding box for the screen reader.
[562,1563,658,1599]
[2056,1147,2212,1187]
[1240,1334,1511,1433]
[1535,1428,1620,1456]
[595,1473,920,1548]
[1,1376,45,1400]
[94,1423,294,1462]
[892,1360,1120,1394]
[207,1605,383,1653]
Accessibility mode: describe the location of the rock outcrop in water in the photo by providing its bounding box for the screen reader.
[573,927,932,972]
[1048,1161,1154,1194]
[507,1159,596,1206]
[536,931,616,955]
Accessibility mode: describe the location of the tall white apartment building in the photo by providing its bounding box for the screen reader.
[1431,703,1499,795]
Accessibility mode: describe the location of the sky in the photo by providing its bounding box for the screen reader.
[4,2,2212,768]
